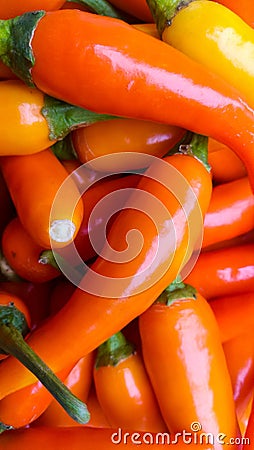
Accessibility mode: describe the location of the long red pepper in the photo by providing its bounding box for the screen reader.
[0,10,254,186]
[0,136,212,400]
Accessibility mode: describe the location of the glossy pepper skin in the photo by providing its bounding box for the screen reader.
[149,0,254,109]
[1,11,254,187]
[0,149,84,249]
[93,332,166,432]
[0,0,65,19]
[0,426,216,450]
[202,177,254,248]
[71,118,185,172]
[139,283,238,445]
[0,79,115,156]
[212,0,254,28]
[0,146,212,399]
[1,217,60,283]
[185,244,254,299]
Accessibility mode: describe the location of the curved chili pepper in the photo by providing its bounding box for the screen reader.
[223,332,254,421]
[148,0,254,109]
[0,426,216,449]
[0,291,90,430]
[36,353,94,427]
[185,244,254,300]
[138,280,238,441]
[84,384,111,428]
[0,136,212,400]
[202,177,254,249]
[0,149,84,249]
[209,292,254,343]
[212,0,254,29]
[108,0,154,22]
[0,280,52,330]
[1,218,60,283]
[71,118,185,172]
[208,138,247,184]
[0,79,115,156]
[93,331,166,432]
[1,11,254,187]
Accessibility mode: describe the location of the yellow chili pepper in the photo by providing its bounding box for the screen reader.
[148,0,254,108]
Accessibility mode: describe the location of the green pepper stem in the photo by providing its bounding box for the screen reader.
[70,0,132,21]
[51,134,77,161]
[167,132,210,173]
[0,323,90,424]
[146,0,193,36]
[38,249,59,270]
[95,331,134,369]
[157,277,197,306]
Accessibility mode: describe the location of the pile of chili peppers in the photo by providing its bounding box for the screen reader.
[0,0,254,449]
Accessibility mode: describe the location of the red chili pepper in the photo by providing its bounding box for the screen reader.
[93,331,166,432]
[185,244,254,299]
[138,281,238,442]
[1,11,254,187]
[1,217,60,283]
[0,136,212,400]
[202,177,254,249]
[0,0,65,19]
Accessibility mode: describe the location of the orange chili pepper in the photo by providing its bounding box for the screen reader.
[212,0,254,28]
[185,244,254,300]
[202,177,254,249]
[0,79,115,157]
[209,292,254,344]
[83,384,111,428]
[36,353,94,427]
[93,331,166,432]
[0,149,84,249]
[1,11,254,187]
[0,136,212,399]
[138,281,238,442]
[243,401,254,449]
[71,118,185,172]
[0,280,52,330]
[223,332,254,421]
[208,138,247,184]
[0,0,65,19]
[1,218,60,283]
[0,426,216,449]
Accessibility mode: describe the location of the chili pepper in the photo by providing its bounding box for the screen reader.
[1,11,254,188]
[36,353,94,427]
[223,332,254,421]
[147,0,254,110]
[93,331,166,432]
[138,280,238,442]
[0,291,90,430]
[0,149,84,249]
[202,177,254,249]
[1,217,60,283]
[0,280,53,329]
[243,400,254,449]
[0,135,212,400]
[108,0,154,22]
[212,0,254,29]
[0,426,216,449]
[0,366,71,430]
[71,118,185,172]
[238,396,253,437]
[185,244,254,300]
[0,0,65,19]
[83,384,111,428]
[209,292,254,344]
[132,23,159,38]
[0,171,15,238]
[208,138,247,184]
[202,229,254,254]
[0,79,115,156]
